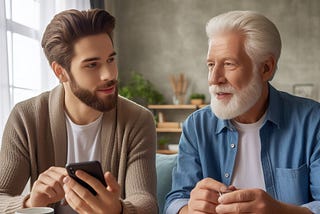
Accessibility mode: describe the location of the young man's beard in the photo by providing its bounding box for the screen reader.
[68,74,118,112]
[209,66,262,120]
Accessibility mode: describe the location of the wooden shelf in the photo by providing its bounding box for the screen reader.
[150,105,207,152]
[148,104,198,110]
[156,128,182,132]
[157,149,177,154]
[199,104,208,109]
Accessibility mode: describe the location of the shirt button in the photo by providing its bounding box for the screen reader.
[224,173,230,178]
[230,143,235,148]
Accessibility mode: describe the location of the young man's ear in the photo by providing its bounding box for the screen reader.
[261,56,276,82]
[51,61,68,83]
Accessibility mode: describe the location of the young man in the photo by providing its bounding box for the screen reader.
[165,11,320,214]
[0,9,157,213]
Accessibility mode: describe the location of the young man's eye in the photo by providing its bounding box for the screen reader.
[86,62,97,68]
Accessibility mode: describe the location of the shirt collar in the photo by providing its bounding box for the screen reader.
[216,118,235,134]
[215,83,281,134]
[264,84,281,129]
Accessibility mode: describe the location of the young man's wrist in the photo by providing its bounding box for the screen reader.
[22,194,31,208]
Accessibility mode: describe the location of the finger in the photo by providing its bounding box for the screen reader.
[227,185,237,191]
[46,167,68,182]
[37,173,64,198]
[216,201,253,213]
[189,199,217,213]
[197,178,228,193]
[40,167,67,190]
[218,189,255,204]
[32,179,57,198]
[75,170,108,196]
[64,185,92,213]
[63,175,96,201]
[49,166,68,176]
[105,172,120,193]
[191,187,220,204]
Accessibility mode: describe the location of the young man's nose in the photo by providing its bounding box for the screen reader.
[100,65,117,81]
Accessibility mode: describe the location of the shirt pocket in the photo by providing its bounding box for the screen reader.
[275,163,309,205]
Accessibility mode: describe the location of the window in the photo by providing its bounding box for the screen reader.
[5,0,46,106]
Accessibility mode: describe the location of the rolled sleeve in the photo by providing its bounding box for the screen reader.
[165,198,188,214]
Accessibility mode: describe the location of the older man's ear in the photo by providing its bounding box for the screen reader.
[261,56,276,81]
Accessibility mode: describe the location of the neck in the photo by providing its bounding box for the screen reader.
[234,83,269,124]
[63,85,102,125]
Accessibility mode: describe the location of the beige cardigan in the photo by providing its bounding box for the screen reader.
[0,85,157,213]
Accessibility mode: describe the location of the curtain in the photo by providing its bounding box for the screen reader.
[0,0,91,143]
[0,1,10,142]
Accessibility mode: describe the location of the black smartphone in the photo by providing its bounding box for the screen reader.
[66,161,107,195]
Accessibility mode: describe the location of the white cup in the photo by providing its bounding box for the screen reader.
[15,207,54,214]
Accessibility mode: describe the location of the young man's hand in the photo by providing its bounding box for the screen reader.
[25,167,67,207]
[63,170,122,214]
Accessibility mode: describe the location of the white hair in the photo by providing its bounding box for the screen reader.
[206,10,282,79]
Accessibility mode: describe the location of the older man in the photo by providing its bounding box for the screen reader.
[165,10,320,214]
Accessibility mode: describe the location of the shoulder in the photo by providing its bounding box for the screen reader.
[9,86,64,123]
[117,96,154,120]
[12,91,51,116]
[276,90,320,114]
[5,90,54,135]
[13,86,63,113]
[186,105,217,122]
[183,105,222,131]
[268,88,320,131]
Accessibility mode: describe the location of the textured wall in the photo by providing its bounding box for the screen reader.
[110,0,320,103]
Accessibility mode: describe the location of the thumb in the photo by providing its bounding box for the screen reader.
[105,171,120,193]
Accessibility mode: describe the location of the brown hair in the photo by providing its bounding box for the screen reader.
[41,9,115,72]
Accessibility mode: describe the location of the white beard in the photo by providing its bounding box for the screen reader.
[209,68,262,120]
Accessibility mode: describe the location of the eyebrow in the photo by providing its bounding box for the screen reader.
[81,51,117,63]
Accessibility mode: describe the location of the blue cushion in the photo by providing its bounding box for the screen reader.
[156,153,177,214]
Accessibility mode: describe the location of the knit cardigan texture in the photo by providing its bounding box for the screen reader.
[0,85,157,213]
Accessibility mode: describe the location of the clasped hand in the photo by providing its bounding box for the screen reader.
[186,178,283,214]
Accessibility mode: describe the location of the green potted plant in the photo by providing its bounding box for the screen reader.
[157,137,170,150]
[119,72,165,106]
[189,93,206,105]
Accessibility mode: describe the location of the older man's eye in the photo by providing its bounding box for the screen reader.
[225,61,234,66]
[224,61,237,69]
[107,57,115,63]
[207,62,215,68]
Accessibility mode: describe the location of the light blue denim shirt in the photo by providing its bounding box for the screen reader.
[165,84,320,214]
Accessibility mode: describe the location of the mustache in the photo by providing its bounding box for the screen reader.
[209,85,236,94]
[96,79,118,89]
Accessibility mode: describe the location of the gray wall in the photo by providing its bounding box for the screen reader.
[109,0,320,104]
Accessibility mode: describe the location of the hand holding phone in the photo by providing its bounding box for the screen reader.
[66,161,107,195]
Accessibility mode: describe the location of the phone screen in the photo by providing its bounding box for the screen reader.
[66,161,107,195]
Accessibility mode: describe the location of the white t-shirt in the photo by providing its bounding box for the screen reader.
[231,113,266,190]
[57,113,103,213]
[65,113,103,164]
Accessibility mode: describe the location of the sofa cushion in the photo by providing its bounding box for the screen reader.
[156,153,177,214]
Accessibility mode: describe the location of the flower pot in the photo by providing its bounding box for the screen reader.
[190,99,204,105]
